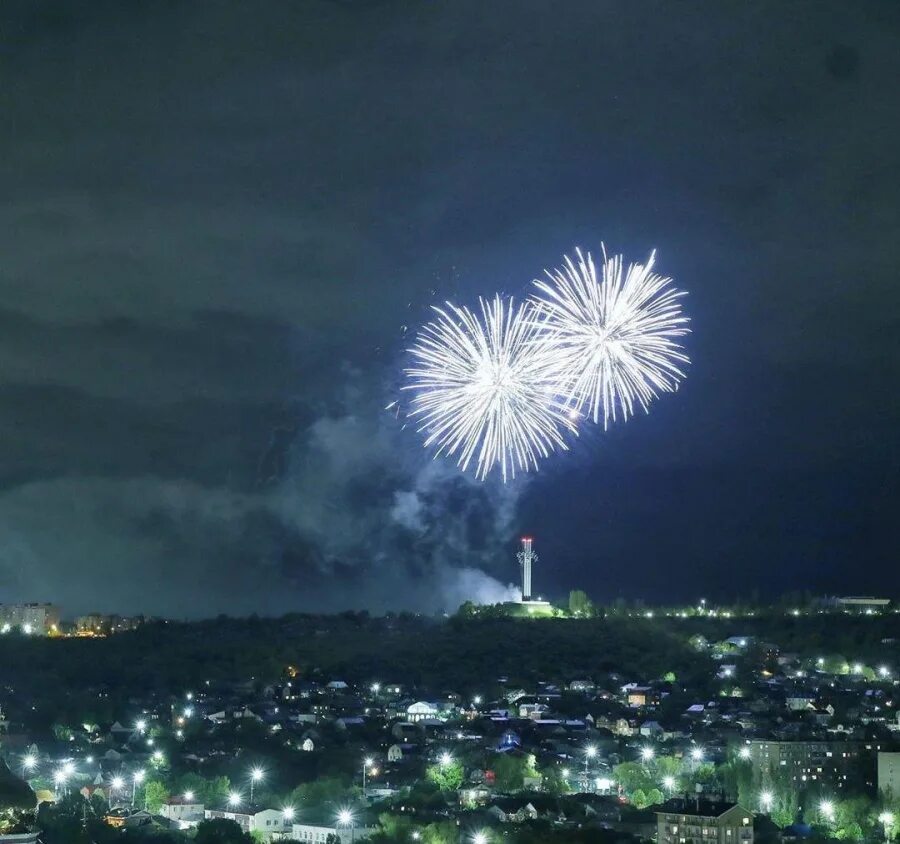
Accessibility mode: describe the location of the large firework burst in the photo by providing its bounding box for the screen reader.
[532,247,690,427]
[404,295,577,481]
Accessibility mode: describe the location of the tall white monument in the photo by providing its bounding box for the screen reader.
[517,536,536,601]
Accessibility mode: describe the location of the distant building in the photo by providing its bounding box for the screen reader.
[75,613,146,636]
[748,740,880,792]
[291,820,377,842]
[836,597,891,613]
[204,807,291,839]
[406,701,440,723]
[878,752,900,799]
[159,796,204,828]
[657,800,753,844]
[0,603,60,635]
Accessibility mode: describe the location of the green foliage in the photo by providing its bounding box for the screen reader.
[425,759,463,792]
[195,818,254,844]
[612,761,653,796]
[143,780,169,813]
[174,773,231,807]
[289,776,357,812]
[489,753,533,792]
[569,590,595,617]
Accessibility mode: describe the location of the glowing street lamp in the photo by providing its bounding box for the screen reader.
[283,806,295,822]
[132,769,145,806]
[135,719,147,734]
[663,775,676,792]
[152,750,164,763]
[439,752,453,767]
[640,747,655,762]
[879,666,891,679]
[371,682,380,695]
[183,791,195,802]
[820,800,835,822]
[739,746,751,760]
[879,813,894,842]
[337,808,355,842]
[760,791,773,813]
[690,747,704,762]
[53,769,67,787]
[472,696,482,706]
[249,767,265,804]
[472,832,489,844]
[21,754,37,775]
[228,791,242,807]
[363,757,376,796]
[583,745,597,781]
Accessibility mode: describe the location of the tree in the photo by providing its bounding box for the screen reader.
[195,819,253,844]
[489,753,539,792]
[612,761,653,796]
[426,759,463,792]
[143,781,169,813]
[569,590,594,617]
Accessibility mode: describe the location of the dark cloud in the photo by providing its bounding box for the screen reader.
[0,0,899,614]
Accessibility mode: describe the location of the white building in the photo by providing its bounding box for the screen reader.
[878,752,900,798]
[159,797,204,828]
[0,603,61,634]
[204,807,292,839]
[291,821,377,843]
[406,701,440,722]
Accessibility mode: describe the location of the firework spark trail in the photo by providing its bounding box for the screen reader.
[532,246,690,428]
[404,295,577,481]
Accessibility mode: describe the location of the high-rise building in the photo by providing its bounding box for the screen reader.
[0,603,61,634]
[878,752,900,799]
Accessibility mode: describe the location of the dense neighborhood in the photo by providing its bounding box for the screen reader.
[0,598,897,843]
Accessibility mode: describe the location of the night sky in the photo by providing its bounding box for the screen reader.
[2,1,899,617]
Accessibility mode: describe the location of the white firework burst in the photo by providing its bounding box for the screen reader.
[533,246,690,427]
[404,295,577,481]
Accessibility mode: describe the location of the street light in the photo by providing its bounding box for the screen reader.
[363,757,376,796]
[132,769,145,806]
[21,754,36,775]
[879,813,894,842]
[640,747,655,762]
[371,682,380,694]
[663,775,676,792]
[249,767,265,804]
[739,747,751,760]
[439,752,453,767]
[337,809,355,843]
[228,791,242,807]
[820,800,835,822]
[135,719,147,734]
[283,806,295,822]
[472,832,489,844]
[760,791,773,813]
[183,791,195,802]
